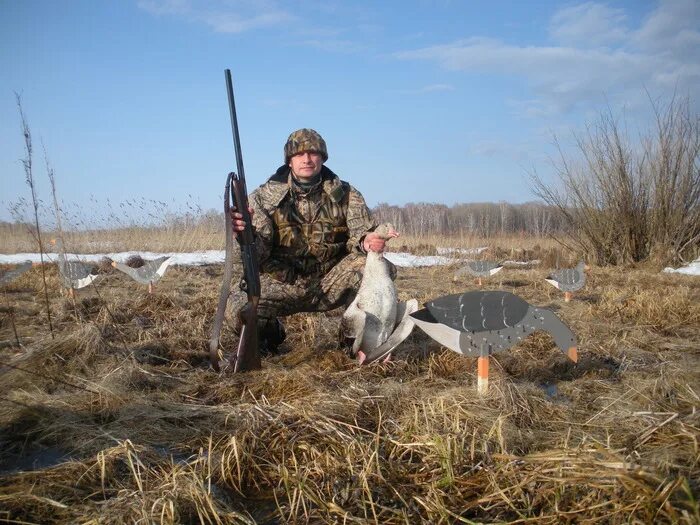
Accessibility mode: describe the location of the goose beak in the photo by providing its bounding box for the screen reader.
[567,346,578,363]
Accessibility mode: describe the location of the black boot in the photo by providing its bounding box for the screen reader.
[258,318,288,356]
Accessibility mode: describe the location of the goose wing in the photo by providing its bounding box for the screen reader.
[547,262,585,291]
[360,299,418,364]
[136,256,172,282]
[61,260,92,281]
[112,261,145,283]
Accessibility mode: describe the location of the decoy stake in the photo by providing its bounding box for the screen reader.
[477,343,490,394]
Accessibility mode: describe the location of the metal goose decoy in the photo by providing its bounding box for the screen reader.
[410,290,578,393]
[0,261,33,285]
[341,223,418,365]
[50,239,98,298]
[111,256,172,294]
[545,261,587,302]
[454,260,504,287]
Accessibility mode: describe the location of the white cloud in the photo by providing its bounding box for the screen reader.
[418,84,455,93]
[203,10,293,33]
[394,84,456,95]
[137,0,296,33]
[394,1,700,117]
[137,0,190,16]
[300,38,367,54]
[549,2,628,47]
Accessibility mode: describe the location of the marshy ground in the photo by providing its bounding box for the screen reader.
[0,252,698,524]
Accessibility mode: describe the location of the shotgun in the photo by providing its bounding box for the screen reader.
[209,69,261,372]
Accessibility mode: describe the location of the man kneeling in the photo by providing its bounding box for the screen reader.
[229,128,394,354]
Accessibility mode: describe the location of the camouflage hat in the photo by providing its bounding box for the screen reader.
[284,128,328,164]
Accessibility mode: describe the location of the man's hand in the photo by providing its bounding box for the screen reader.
[363,228,399,253]
[230,207,254,237]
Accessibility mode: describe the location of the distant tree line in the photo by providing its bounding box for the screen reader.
[1,201,570,242]
[371,201,568,237]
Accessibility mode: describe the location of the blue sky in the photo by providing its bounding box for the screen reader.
[1,0,698,224]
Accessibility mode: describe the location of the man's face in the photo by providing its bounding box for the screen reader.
[289,151,324,180]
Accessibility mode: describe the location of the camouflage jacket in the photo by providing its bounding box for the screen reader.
[248,165,376,282]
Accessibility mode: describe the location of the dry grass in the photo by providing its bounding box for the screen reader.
[1,222,222,254]
[2,220,568,263]
[1,238,699,524]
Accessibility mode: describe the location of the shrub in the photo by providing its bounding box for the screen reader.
[531,96,699,266]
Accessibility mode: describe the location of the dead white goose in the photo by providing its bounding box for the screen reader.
[50,239,98,298]
[111,256,173,294]
[341,223,418,365]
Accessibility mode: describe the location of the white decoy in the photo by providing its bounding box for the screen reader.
[50,239,98,298]
[545,261,587,302]
[0,261,33,285]
[111,256,173,294]
[410,290,578,394]
[454,260,504,287]
[341,223,418,364]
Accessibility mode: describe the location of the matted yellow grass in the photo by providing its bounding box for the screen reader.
[0,237,698,524]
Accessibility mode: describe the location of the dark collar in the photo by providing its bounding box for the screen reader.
[265,165,347,206]
[269,164,338,184]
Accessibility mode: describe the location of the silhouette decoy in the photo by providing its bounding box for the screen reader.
[455,260,503,287]
[410,290,578,393]
[0,261,33,285]
[50,239,98,298]
[545,261,587,302]
[342,223,417,364]
[111,256,173,294]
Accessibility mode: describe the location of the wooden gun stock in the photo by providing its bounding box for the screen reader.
[209,173,235,371]
[230,174,261,372]
[234,297,260,372]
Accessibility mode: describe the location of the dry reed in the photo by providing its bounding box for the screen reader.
[0,238,698,524]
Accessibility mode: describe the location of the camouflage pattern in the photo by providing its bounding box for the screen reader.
[230,252,368,330]
[228,164,394,331]
[247,165,376,282]
[284,128,328,163]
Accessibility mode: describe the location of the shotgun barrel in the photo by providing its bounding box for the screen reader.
[209,70,261,372]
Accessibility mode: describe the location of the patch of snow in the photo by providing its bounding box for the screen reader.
[503,259,541,267]
[3,251,697,274]
[385,252,454,267]
[0,250,456,268]
[663,257,700,276]
[0,251,226,267]
[436,246,488,256]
